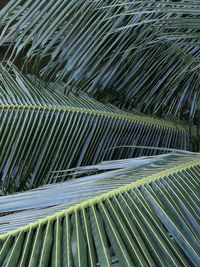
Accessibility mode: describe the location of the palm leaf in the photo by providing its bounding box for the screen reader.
[0,153,199,266]
[1,0,200,122]
[0,62,191,194]
[51,150,197,179]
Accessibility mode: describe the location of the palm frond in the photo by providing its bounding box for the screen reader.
[1,0,200,122]
[0,153,199,266]
[51,150,198,179]
[0,62,191,194]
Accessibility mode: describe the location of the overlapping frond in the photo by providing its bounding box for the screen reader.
[0,63,190,194]
[0,1,199,266]
[1,0,200,122]
[0,153,199,266]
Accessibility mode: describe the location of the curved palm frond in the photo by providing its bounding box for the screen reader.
[0,62,191,194]
[0,153,199,266]
[0,0,200,123]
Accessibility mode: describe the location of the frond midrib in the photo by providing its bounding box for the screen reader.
[1,154,199,240]
[0,104,187,131]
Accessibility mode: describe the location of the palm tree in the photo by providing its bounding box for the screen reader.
[0,0,199,266]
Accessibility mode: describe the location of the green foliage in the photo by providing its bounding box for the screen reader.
[1,0,200,122]
[0,63,190,194]
[0,153,199,266]
[0,2,199,266]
